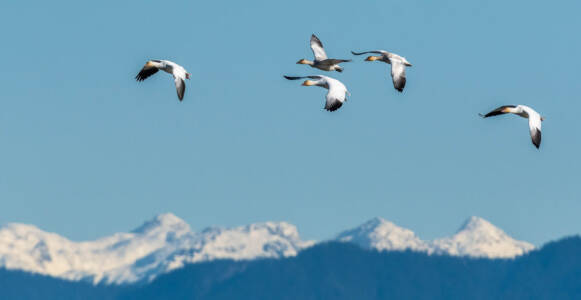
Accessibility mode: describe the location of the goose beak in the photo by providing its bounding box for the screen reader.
[302,80,315,86]
[296,59,307,64]
[365,56,378,61]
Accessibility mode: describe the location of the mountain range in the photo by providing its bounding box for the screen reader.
[0,213,534,285]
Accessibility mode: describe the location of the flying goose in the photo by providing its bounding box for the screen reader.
[284,75,350,112]
[136,60,190,101]
[479,105,545,149]
[351,50,412,92]
[296,34,351,72]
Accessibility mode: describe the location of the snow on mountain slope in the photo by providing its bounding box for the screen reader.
[104,221,315,284]
[430,216,535,258]
[336,217,429,252]
[0,214,534,285]
[0,214,313,284]
[335,216,534,259]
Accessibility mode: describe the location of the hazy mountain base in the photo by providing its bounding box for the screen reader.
[1,236,580,300]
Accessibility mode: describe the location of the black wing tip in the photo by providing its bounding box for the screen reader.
[176,79,186,101]
[310,34,323,46]
[325,102,343,112]
[532,130,541,149]
[394,78,406,92]
[335,68,343,73]
[135,68,158,82]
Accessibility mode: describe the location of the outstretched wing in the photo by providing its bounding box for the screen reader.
[324,97,343,112]
[390,61,407,92]
[323,59,351,64]
[528,113,542,149]
[479,105,517,118]
[175,78,186,101]
[310,34,328,61]
[135,62,159,81]
[324,78,347,112]
[283,75,322,80]
[351,50,388,56]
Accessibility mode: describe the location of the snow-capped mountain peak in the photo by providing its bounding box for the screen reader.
[430,216,535,258]
[130,213,191,238]
[334,216,535,259]
[0,214,535,285]
[0,214,313,285]
[336,217,429,252]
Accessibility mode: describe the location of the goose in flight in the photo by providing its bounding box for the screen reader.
[284,75,350,112]
[136,60,190,101]
[296,34,351,72]
[479,105,545,149]
[351,50,412,92]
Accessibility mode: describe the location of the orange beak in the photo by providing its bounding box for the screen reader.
[365,56,378,61]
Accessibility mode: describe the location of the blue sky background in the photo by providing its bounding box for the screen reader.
[1,0,580,245]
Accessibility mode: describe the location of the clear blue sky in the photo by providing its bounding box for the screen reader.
[1,0,580,246]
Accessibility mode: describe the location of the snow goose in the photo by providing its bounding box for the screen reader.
[351,50,412,92]
[296,34,351,72]
[284,75,350,112]
[136,60,190,101]
[479,105,545,149]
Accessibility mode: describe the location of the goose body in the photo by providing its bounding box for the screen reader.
[480,105,544,149]
[136,60,190,101]
[297,35,351,72]
[284,75,350,112]
[352,50,412,92]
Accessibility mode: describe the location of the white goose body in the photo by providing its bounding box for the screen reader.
[136,60,190,101]
[284,75,350,112]
[351,50,412,92]
[480,104,544,149]
[297,34,351,73]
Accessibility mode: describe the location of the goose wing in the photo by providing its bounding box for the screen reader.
[324,78,348,112]
[135,61,159,81]
[283,75,322,80]
[479,105,517,118]
[351,50,388,56]
[323,59,351,64]
[310,34,328,61]
[529,119,542,149]
[524,108,542,149]
[170,63,188,101]
[174,77,185,101]
[390,60,407,92]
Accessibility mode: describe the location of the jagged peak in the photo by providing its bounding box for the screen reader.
[337,217,414,236]
[336,217,428,252]
[431,216,535,258]
[131,213,191,235]
[458,216,499,233]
